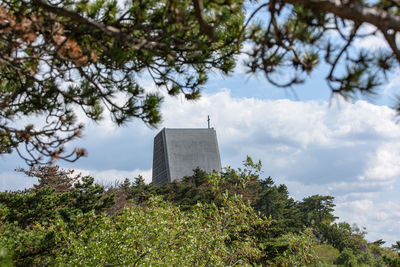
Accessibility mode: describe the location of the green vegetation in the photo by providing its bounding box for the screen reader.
[1,1,399,265]
[1,158,399,266]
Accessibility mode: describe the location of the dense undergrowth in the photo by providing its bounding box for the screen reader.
[1,158,399,266]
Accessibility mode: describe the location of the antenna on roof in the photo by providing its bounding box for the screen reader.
[207,115,210,129]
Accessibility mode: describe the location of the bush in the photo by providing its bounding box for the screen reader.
[55,195,269,266]
[0,247,12,267]
[315,244,340,265]
[336,248,358,267]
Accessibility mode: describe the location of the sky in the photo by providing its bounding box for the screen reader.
[1,26,400,245]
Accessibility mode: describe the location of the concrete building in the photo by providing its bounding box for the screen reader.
[152,128,222,185]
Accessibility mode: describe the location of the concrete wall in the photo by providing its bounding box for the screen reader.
[152,128,221,185]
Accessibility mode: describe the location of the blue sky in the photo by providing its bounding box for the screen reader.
[1,24,400,246]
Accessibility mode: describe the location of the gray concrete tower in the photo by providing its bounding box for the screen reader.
[152,128,221,185]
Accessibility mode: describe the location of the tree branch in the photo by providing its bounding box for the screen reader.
[383,31,400,63]
[193,0,216,40]
[283,0,400,32]
[34,0,121,37]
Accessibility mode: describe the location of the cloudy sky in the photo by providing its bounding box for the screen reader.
[1,25,400,245]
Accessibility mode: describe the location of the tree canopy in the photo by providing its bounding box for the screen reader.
[1,0,400,164]
[1,161,399,265]
[0,0,243,164]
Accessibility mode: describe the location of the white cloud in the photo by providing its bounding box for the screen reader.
[0,171,36,191]
[233,43,252,74]
[353,25,388,51]
[336,199,400,245]
[363,143,400,181]
[384,70,400,97]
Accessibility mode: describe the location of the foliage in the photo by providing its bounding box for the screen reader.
[112,157,325,264]
[0,166,115,265]
[314,244,340,265]
[299,195,337,228]
[243,0,400,113]
[0,0,244,164]
[357,251,376,266]
[56,194,268,266]
[336,248,358,267]
[0,247,12,267]
[393,241,400,255]
[1,221,61,266]
[0,166,114,228]
[273,228,317,266]
[2,1,400,164]
[383,255,400,267]
[1,160,400,265]
[253,176,303,236]
[368,241,399,267]
[0,163,272,266]
[319,222,368,253]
